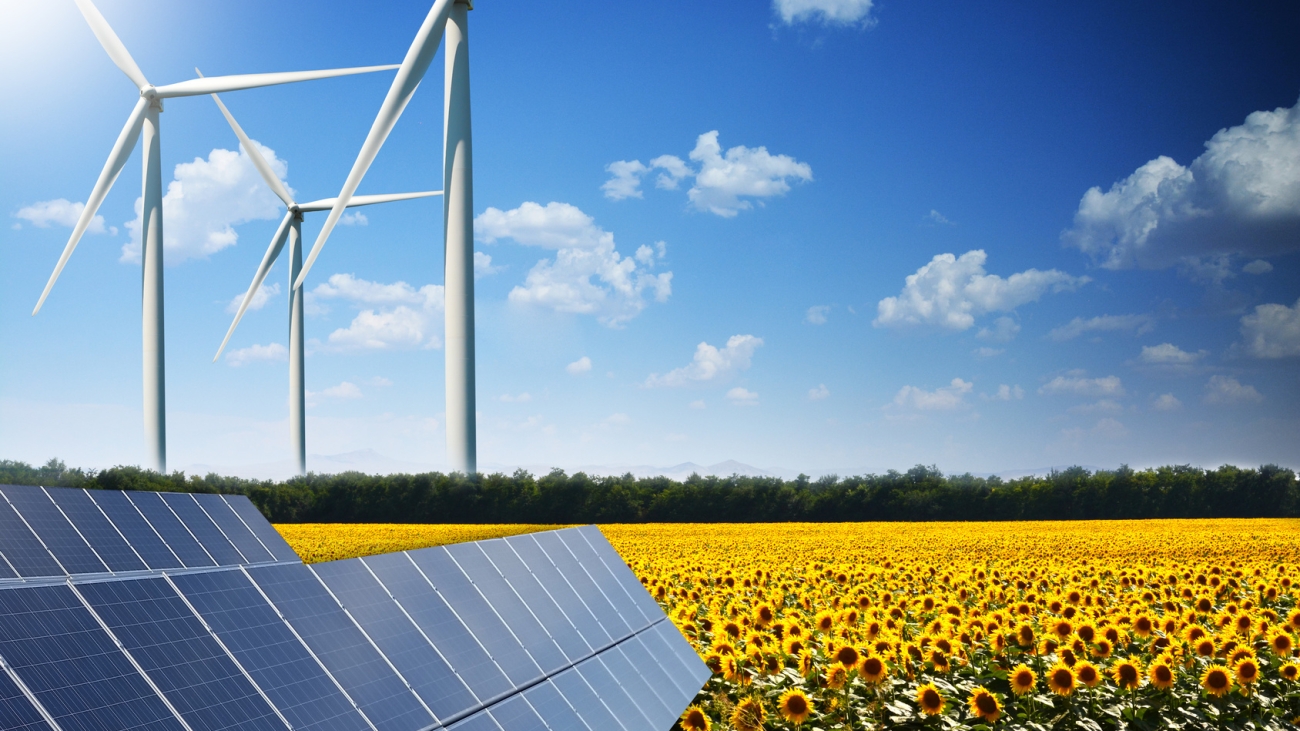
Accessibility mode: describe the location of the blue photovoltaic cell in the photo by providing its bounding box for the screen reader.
[555,529,650,633]
[170,569,369,731]
[363,552,513,705]
[192,494,274,565]
[641,622,709,699]
[222,496,300,563]
[443,543,569,675]
[529,531,631,643]
[408,548,543,688]
[652,621,711,691]
[576,526,663,625]
[0,486,105,575]
[446,709,501,731]
[503,534,613,652]
[0,585,183,731]
[485,694,547,731]
[521,680,591,731]
[86,491,181,570]
[600,646,675,731]
[550,667,628,731]
[248,564,433,731]
[0,664,52,731]
[0,498,47,578]
[77,577,284,731]
[127,493,215,568]
[476,540,592,661]
[160,494,245,566]
[314,559,478,723]
[619,634,687,720]
[574,657,654,731]
[47,489,146,573]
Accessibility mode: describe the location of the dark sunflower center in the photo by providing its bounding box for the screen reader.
[1208,671,1228,688]
[787,696,807,714]
[976,694,998,713]
[922,689,941,708]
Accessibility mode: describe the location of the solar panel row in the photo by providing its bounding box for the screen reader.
[0,486,709,731]
[0,486,300,580]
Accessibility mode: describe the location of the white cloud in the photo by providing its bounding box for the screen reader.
[1239,298,1300,358]
[566,356,592,375]
[805,305,830,324]
[367,376,393,387]
[1152,393,1182,411]
[1047,313,1155,341]
[499,393,532,403]
[983,384,1024,401]
[1138,343,1208,366]
[875,250,1088,331]
[224,342,287,367]
[338,211,367,226]
[688,400,706,410]
[1039,374,1125,397]
[1068,399,1123,415]
[14,199,112,235]
[892,378,973,411]
[808,384,830,400]
[123,144,288,264]
[307,274,443,352]
[1061,97,1300,269]
[645,334,763,387]
[601,132,812,218]
[924,209,954,226]
[726,387,759,405]
[604,412,631,426]
[976,316,1020,343]
[476,202,671,326]
[473,251,500,278]
[1243,259,1273,275]
[306,381,363,406]
[226,282,280,314]
[1203,375,1262,405]
[774,0,875,26]
[973,347,1004,358]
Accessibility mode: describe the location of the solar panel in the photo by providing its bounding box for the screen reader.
[549,666,628,731]
[520,679,591,731]
[599,645,676,731]
[476,539,592,662]
[160,493,245,566]
[222,495,301,563]
[618,635,685,721]
[445,709,501,731]
[573,656,655,731]
[46,488,147,573]
[0,486,106,575]
[555,529,651,632]
[0,662,53,731]
[86,491,182,570]
[76,577,284,731]
[314,559,479,724]
[248,563,435,731]
[641,621,710,697]
[503,534,614,652]
[192,494,275,565]
[127,492,216,568]
[575,526,663,626]
[484,694,547,731]
[0,498,54,578]
[528,531,632,642]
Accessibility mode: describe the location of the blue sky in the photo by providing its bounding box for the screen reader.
[2,0,1298,476]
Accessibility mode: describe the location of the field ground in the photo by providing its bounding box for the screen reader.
[277,520,1300,729]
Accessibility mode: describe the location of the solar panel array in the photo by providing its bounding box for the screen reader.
[0,485,710,731]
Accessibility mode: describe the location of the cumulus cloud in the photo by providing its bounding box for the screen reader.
[874,250,1088,331]
[601,131,812,217]
[983,384,1024,401]
[1138,343,1208,366]
[1152,393,1182,411]
[307,274,443,352]
[805,305,830,324]
[727,387,759,405]
[306,381,363,406]
[977,316,1020,343]
[123,143,289,264]
[476,202,671,326]
[774,0,875,26]
[973,347,1004,358]
[1039,373,1125,397]
[891,378,973,411]
[1061,97,1300,269]
[14,199,113,235]
[226,282,280,314]
[808,384,830,400]
[923,209,954,226]
[1239,298,1300,358]
[645,335,763,387]
[224,342,287,367]
[338,211,367,226]
[1047,313,1156,341]
[1068,399,1123,415]
[473,251,499,278]
[1203,375,1262,405]
[1243,259,1274,275]
[566,356,592,375]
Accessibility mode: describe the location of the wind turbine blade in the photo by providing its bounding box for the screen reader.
[33,98,148,315]
[206,87,295,208]
[155,64,399,99]
[297,190,442,212]
[294,0,456,290]
[73,0,149,90]
[213,211,295,362]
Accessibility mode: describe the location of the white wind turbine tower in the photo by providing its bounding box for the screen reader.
[291,0,478,473]
[207,89,442,476]
[31,0,399,474]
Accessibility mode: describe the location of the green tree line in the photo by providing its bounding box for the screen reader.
[2,458,1296,523]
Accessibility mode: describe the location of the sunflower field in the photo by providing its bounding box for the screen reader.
[278,519,1300,730]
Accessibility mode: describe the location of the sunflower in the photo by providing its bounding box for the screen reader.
[782,637,805,656]
[1112,657,1143,690]
[929,649,951,673]
[778,688,813,725]
[1132,615,1154,638]
[968,687,1001,723]
[1280,662,1299,682]
[1016,622,1036,648]
[1075,661,1102,688]
[834,644,859,669]
[798,649,815,678]
[825,664,848,690]
[1201,665,1232,697]
[1052,618,1074,639]
[1047,663,1076,696]
[731,697,765,731]
[1228,647,1256,666]
[1233,657,1260,686]
[1148,656,1175,690]
[1009,664,1037,695]
[858,654,888,684]
[1076,624,1097,643]
[916,683,945,716]
[1270,631,1293,656]
[722,620,743,639]
[1091,638,1113,659]
[814,610,836,633]
[681,706,711,731]
[1193,638,1215,657]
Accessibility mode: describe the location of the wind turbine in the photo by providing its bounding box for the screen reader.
[31,0,399,473]
[207,89,441,476]
[290,0,477,473]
